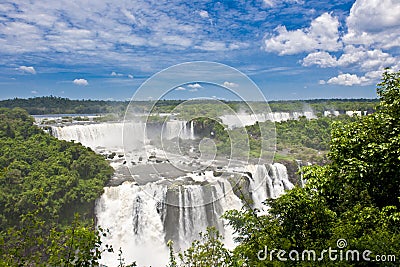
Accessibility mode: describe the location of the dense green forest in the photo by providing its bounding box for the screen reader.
[0,108,114,265]
[173,70,400,266]
[0,97,128,115]
[0,70,398,266]
[190,114,357,167]
[0,96,377,116]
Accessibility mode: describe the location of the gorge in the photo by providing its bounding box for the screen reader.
[49,119,295,266]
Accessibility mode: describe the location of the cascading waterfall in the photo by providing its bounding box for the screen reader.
[190,120,195,140]
[51,121,195,150]
[95,182,169,266]
[96,175,243,266]
[220,111,317,128]
[51,122,127,149]
[245,163,294,213]
[49,121,293,266]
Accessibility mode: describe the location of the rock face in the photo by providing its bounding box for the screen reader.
[275,159,301,185]
[49,121,296,267]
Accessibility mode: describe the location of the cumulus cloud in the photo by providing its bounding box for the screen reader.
[31,90,38,94]
[223,81,238,88]
[188,88,198,92]
[325,69,384,86]
[175,86,186,91]
[73,78,88,86]
[187,83,202,89]
[18,66,36,74]
[199,10,209,18]
[326,73,366,86]
[292,0,400,86]
[264,12,341,55]
[344,0,400,48]
[302,52,337,68]
[338,47,397,70]
[303,47,397,70]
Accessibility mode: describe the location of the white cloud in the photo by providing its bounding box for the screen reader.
[187,83,202,89]
[111,71,123,77]
[73,78,88,86]
[31,90,38,94]
[264,12,341,55]
[265,0,400,87]
[302,47,397,70]
[161,35,192,47]
[128,74,134,79]
[326,73,366,86]
[302,52,337,68]
[326,70,384,86]
[263,0,304,8]
[341,0,400,50]
[195,41,227,51]
[199,10,209,18]
[175,86,186,91]
[318,80,326,85]
[338,47,397,70]
[188,88,198,92]
[348,0,400,31]
[18,66,36,74]
[223,81,238,88]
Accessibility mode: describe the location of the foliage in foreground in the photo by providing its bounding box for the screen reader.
[0,71,399,266]
[175,70,400,267]
[221,70,400,266]
[0,107,114,265]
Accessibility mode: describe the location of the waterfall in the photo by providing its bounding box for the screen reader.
[95,182,169,266]
[51,121,194,151]
[159,120,195,140]
[190,120,195,140]
[49,121,294,266]
[51,122,127,150]
[96,175,243,266]
[245,163,294,213]
[219,111,318,128]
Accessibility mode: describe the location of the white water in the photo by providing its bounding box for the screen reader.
[95,182,169,266]
[245,163,294,213]
[220,111,316,128]
[95,174,243,266]
[162,120,195,141]
[51,120,195,151]
[49,121,293,266]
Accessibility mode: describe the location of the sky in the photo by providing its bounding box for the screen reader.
[0,0,399,101]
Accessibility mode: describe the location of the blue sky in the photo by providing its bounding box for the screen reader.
[0,0,399,101]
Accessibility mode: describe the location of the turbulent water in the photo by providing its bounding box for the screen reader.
[219,111,317,128]
[50,121,294,266]
[51,120,195,149]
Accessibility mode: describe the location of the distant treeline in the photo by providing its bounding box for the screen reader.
[0,96,129,115]
[269,98,378,114]
[0,96,378,115]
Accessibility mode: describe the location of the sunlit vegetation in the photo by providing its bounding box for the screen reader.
[0,96,377,117]
[0,70,397,266]
[176,70,400,267]
[0,107,114,265]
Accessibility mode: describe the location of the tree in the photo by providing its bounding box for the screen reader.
[223,70,400,266]
[177,227,238,267]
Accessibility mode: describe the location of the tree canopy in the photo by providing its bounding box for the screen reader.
[220,70,400,266]
[0,107,114,266]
